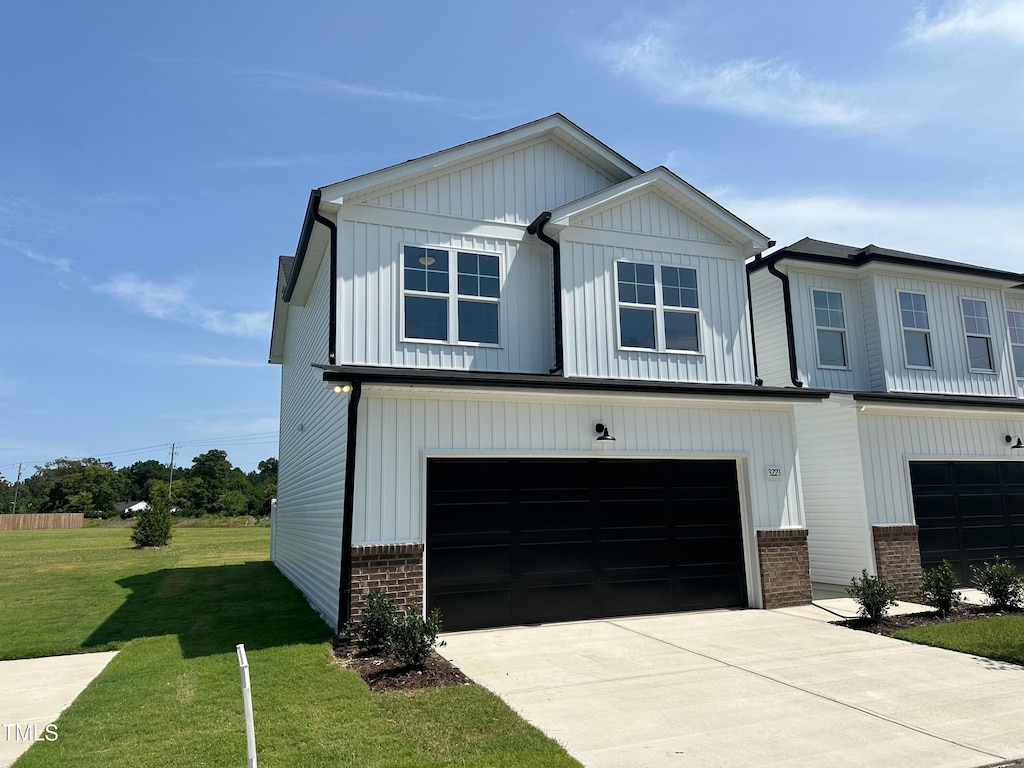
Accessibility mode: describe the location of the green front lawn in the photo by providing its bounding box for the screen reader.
[894,615,1024,666]
[1,528,577,767]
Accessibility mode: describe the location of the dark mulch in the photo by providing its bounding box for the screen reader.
[835,602,1019,637]
[332,639,470,693]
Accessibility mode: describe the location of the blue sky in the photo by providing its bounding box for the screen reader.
[2,0,1022,476]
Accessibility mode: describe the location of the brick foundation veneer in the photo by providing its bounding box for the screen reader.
[349,543,425,623]
[756,529,812,608]
[871,525,922,600]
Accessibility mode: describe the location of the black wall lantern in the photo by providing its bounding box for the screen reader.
[595,423,616,442]
[1006,435,1023,450]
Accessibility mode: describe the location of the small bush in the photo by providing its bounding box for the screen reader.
[918,560,963,617]
[348,592,398,653]
[389,607,442,668]
[846,569,898,622]
[131,494,173,548]
[972,557,1024,610]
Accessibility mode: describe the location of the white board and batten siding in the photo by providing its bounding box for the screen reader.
[858,407,1024,527]
[1008,293,1024,398]
[336,211,553,373]
[560,216,754,384]
[870,272,1019,396]
[351,386,805,542]
[359,137,620,226]
[274,251,348,629]
[747,268,791,388]
[793,397,874,585]
[788,271,871,391]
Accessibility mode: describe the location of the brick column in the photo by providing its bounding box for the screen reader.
[757,529,812,608]
[350,543,425,622]
[871,525,922,600]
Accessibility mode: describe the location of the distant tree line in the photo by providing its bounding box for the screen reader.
[0,451,277,518]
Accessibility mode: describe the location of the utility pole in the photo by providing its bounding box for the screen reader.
[11,463,22,513]
[167,444,177,500]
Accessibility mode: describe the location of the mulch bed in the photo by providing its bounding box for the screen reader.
[835,602,1019,637]
[331,639,470,693]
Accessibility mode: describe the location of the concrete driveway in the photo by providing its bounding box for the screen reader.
[438,605,1024,768]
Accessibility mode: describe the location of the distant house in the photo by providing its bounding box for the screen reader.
[116,501,150,518]
[268,114,824,633]
[748,238,1024,597]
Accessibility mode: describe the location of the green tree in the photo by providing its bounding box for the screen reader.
[41,460,126,517]
[189,450,239,510]
[131,491,173,548]
[119,460,168,501]
[216,489,252,516]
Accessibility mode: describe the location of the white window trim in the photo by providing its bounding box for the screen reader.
[399,243,503,348]
[809,287,851,370]
[959,296,996,374]
[1008,309,1024,380]
[614,260,703,355]
[896,289,935,370]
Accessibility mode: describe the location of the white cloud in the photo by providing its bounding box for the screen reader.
[1,238,72,273]
[175,354,266,368]
[598,29,896,132]
[714,189,1024,272]
[243,69,449,105]
[93,274,270,339]
[906,0,1024,45]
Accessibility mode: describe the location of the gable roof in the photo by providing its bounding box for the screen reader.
[545,166,772,256]
[269,255,296,364]
[751,237,1024,287]
[319,113,642,204]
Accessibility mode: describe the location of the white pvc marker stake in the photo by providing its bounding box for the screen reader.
[236,644,257,768]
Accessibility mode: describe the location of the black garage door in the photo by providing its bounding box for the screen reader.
[911,461,1024,584]
[426,458,747,631]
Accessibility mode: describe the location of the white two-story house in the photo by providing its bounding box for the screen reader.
[749,238,1024,596]
[268,115,825,633]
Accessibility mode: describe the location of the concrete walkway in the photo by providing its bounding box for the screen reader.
[0,652,117,768]
[438,604,1024,768]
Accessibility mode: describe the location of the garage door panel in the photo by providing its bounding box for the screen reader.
[429,544,511,583]
[431,460,515,491]
[912,461,1023,587]
[427,458,746,631]
[429,502,512,535]
[432,588,512,630]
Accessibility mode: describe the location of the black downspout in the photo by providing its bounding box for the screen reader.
[336,380,362,634]
[527,211,563,375]
[745,267,764,386]
[312,194,338,366]
[766,261,804,387]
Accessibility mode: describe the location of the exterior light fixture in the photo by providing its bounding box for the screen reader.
[332,384,353,394]
[595,423,616,442]
[1006,435,1023,450]
[418,255,435,266]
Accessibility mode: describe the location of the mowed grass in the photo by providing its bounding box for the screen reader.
[894,615,1024,666]
[2,528,578,768]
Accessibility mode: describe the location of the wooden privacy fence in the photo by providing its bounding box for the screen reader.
[0,513,85,531]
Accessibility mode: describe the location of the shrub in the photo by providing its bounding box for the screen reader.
[846,569,898,622]
[131,493,173,548]
[918,560,963,617]
[389,607,443,668]
[972,557,1024,610]
[348,592,398,653]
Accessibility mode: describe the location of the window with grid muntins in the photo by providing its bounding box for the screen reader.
[1007,310,1024,379]
[812,289,848,368]
[961,298,993,372]
[616,262,700,353]
[898,291,932,368]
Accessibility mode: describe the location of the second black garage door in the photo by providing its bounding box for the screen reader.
[911,461,1024,584]
[426,458,747,631]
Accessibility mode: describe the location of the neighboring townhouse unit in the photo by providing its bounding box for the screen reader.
[749,238,1024,596]
[269,114,825,633]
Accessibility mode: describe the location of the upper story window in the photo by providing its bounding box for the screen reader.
[811,289,848,368]
[402,245,500,345]
[616,262,700,353]
[1009,310,1024,379]
[961,298,994,372]
[898,291,933,368]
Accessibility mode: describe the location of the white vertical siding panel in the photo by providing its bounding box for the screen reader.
[562,238,752,383]
[858,408,1024,526]
[355,389,802,546]
[860,276,885,391]
[874,273,1017,396]
[788,271,870,390]
[793,400,874,584]
[275,251,347,629]
[748,268,790,387]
